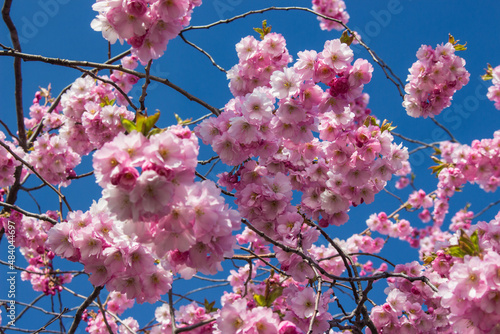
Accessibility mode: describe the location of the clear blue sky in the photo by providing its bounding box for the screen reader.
[1,0,500,332]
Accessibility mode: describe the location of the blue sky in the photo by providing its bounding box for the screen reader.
[2,0,500,332]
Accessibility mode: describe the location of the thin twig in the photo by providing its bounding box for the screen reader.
[0,119,20,142]
[178,32,226,73]
[430,117,458,143]
[32,308,70,334]
[472,199,500,220]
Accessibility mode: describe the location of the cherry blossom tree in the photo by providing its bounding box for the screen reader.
[1,1,500,333]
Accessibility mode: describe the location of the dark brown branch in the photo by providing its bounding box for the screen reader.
[139,59,152,112]
[430,117,459,143]
[67,286,104,334]
[2,0,27,150]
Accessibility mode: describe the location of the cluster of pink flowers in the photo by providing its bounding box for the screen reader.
[419,132,500,230]
[312,0,349,31]
[48,199,174,303]
[366,212,414,245]
[27,132,81,187]
[439,131,500,193]
[150,302,215,333]
[227,33,292,97]
[0,131,24,187]
[486,64,500,109]
[110,55,141,105]
[1,211,72,295]
[199,37,408,233]
[91,0,202,64]
[48,126,240,300]
[403,42,469,118]
[59,74,135,156]
[25,87,64,131]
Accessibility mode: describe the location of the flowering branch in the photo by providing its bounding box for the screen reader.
[182,6,405,98]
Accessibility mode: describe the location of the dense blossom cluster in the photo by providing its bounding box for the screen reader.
[59,74,135,156]
[403,42,469,118]
[312,0,349,31]
[47,127,240,301]
[91,0,202,64]
[199,37,408,232]
[486,64,500,109]
[227,33,293,97]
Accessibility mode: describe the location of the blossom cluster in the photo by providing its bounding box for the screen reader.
[48,199,174,303]
[59,75,135,156]
[403,42,469,118]
[312,0,349,31]
[199,37,408,235]
[24,70,136,187]
[227,33,292,97]
[1,211,72,296]
[27,132,81,187]
[47,126,240,302]
[486,64,500,109]
[91,0,202,64]
[83,291,137,333]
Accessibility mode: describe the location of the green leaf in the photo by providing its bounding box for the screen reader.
[448,33,467,51]
[380,119,397,133]
[204,299,218,313]
[254,20,272,40]
[470,230,480,252]
[121,117,137,133]
[447,245,465,258]
[135,112,146,135]
[340,30,355,45]
[482,64,494,81]
[143,111,160,135]
[254,294,267,307]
